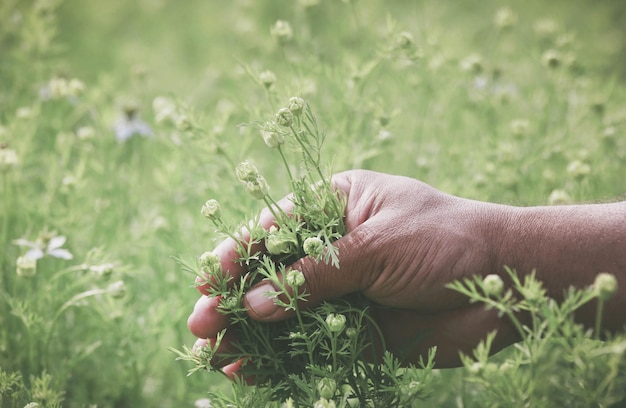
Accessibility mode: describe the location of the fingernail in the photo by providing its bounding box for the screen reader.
[244,282,278,318]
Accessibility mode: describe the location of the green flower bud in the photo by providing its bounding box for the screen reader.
[259,70,276,89]
[595,273,617,301]
[566,160,591,180]
[510,119,529,136]
[90,263,114,278]
[303,236,324,258]
[286,269,305,288]
[107,280,127,299]
[219,293,240,310]
[460,54,483,74]
[345,327,358,338]
[245,176,270,199]
[270,20,293,45]
[317,377,337,399]
[281,397,295,408]
[199,251,222,276]
[482,274,504,297]
[67,78,85,97]
[494,7,517,29]
[16,256,37,277]
[326,313,346,333]
[395,31,414,49]
[548,189,571,205]
[265,226,296,255]
[235,161,259,183]
[260,127,284,149]
[287,97,305,116]
[399,380,421,400]
[275,108,293,127]
[201,199,221,220]
[541,49,561,69]
[313,398,336,408]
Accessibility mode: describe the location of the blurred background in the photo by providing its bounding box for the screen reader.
[1,0,625,406]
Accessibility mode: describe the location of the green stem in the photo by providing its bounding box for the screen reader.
[595,298,605,340]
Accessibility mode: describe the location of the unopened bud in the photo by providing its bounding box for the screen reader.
[245,176,270,199]
[265,226,295,255]
[270,20,293,45]
[286,269,305,288]
[107,280,127,299]
[594,273,617,301]
[199,251,222,276]
[259,70,277,89]
[483,274,504,297]
[260,127,284,148]
[287,97,305,116]
[235,161,259,183]
[275,108,293,127]
[201,199,221,220]
[313,398,336,408]
[317,377,337,399]
[326,313,346,333]
[303,236,324,258]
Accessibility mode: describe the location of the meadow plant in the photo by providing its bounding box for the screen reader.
[173,99,438,406]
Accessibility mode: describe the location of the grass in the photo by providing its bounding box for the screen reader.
[1,0,625,406]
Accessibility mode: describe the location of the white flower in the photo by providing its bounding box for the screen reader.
[14,233,73,261]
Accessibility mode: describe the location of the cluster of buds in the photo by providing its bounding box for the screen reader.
[235,161,270,199]
[258,97,307,148]
[40,76,85,100]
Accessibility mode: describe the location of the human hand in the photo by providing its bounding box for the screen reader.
[187,169,522,375]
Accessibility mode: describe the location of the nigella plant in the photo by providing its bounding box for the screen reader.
[172,98,437,407]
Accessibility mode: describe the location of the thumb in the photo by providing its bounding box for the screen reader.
[243,224,375,321]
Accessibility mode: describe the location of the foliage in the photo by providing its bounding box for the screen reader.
[1,0,625,406]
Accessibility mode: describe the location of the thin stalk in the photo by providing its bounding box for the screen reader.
[595,298,605,340]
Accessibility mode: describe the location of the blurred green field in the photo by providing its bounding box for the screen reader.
[1,0,626,406]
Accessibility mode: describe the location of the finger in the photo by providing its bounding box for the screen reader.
[187,295,230,339]
[243,221,377,321]
[192,333,239,369]
[195,196,296,296]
